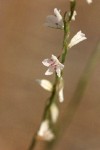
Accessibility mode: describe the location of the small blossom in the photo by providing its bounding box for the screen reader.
[86,0,93,4]
[71,11,77,21]
[69,10,77,21]
[50,103,59,123]
[45,8,64,29]
[58,86,64,102]
[42,54,64,77]
[68,31,87,48]
[37,120,54,141]
[36,79,53,91]
[57,77,64,102]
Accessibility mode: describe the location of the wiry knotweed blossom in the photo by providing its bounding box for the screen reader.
[42,54,64,77]
[56,77,64,102]
[69,10,77,21]
[58,86,64,102]
[37,78,64,103]
[86,0,93,4]
[45,8,64,29]
[71,10,77,21]
[36,79,52,91]
[50,103,59,123]
[37,120,54,141]
[68,31,87,48]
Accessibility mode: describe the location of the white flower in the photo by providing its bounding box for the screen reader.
[86,0,93,4]
[36,79,53,91]
[72,11,77,21]
[37,120,54,141]
[45,8,64,29]
[69,10,77,21]
[68,31,87,48]
[37,78,64,102]
[57,77,64,102]
[50,103,59,123]
[58,86,64,102]
[42,54,64,77]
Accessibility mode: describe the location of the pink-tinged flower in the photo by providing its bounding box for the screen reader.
[42,54,64,77]
[37,120,54,141]
[68,31,87,48]
[45,8,64,29]
[86,0,93,4]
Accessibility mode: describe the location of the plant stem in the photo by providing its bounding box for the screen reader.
[28,1,76,150]
[61,19,69,64]
[61,0,76,64]
[28,75,59,150]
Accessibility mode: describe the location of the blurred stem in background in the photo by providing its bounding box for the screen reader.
[44,42,100,150]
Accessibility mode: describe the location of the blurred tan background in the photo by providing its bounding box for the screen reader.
[0,0,100,150]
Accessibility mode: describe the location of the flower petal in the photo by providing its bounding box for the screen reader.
[56,68,61,77]
[50,103,59,123]
[56,77,64,102]
[36,79,53,91]
[46,15,58,24]
[72,10,77,21]
[45,68,54,75]
[58,87,64,102]
[43,129,54,141]
[38,120,49,137]
[68,30,87,48]
[45,8,63,29]
[42,59,50,67]
[37,120,55,141]
[54,8,62,21]
[45,22,59,28]
[69,10,77,21]
[59,63,64,70]
[45,15,60,28]
[51,54,58,61]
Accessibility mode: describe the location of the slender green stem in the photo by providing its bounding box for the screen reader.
[42,75,58,120]
[28,75,59,150]
[28,1,76,150]
[61,20,69,64]
[61,0,76,64]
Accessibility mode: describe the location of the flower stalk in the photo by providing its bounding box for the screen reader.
[28,1,76,149]
[27,0,92,149]
[61,0,76,64]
